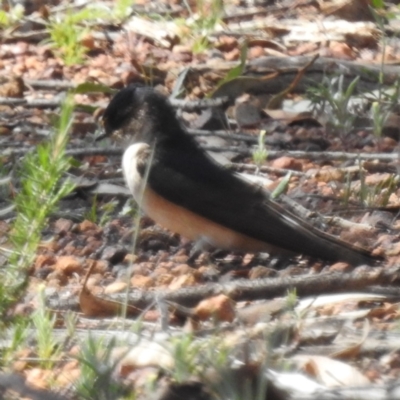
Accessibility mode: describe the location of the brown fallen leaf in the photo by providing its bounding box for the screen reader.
[271,156,303,171]
[131,274,154,289]
[237,299,288,325]
[0,76,25,97]
[79,261,141,317]
[104,281,128,294]
[111,343,174,370]
[331,319,370,360]
[77,219,101,233]
[34,254,56,271]
[194,294,236,322]
[215,35,238,52]
[319,0,374,22]
[294,354,370,387]
[53,256,83,275]
[168,273,197,291]
[54,360,80,387]
[25,367,53,390]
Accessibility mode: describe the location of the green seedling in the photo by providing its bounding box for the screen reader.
[178,0,224,53]
[0,4,23,28]
[342,166,398,207]
[32,287,62,369]
[113,0,133,21]
[76,335,128,400]
[252,130,268,172]
[0,96,75,318]
[45,6,107,65]
[271,172,291,199]
[308,75,360,141]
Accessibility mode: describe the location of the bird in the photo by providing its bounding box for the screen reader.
[100,85,380,266]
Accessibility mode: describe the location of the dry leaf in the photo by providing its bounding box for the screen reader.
[168,273,197,290]
[53,256,83,275]
[79,262,140,317]
[294,354,370,387]
[194,294,235,322]
[112,343,174,370]
[131,274,154,289]
[271,156,303,171]
[104,281,128,294]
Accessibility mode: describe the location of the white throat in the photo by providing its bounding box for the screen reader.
[122,142,150,203]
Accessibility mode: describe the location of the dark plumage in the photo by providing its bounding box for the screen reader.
[101,85,381,266]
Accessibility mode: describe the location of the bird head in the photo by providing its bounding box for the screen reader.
[98,85,182,145]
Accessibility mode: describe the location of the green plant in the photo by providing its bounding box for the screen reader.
[84,195,118,226]
[45,6,106,65]
[367,5,400,147]
[170,333,201,382]
[113,0,133,22]
[191,36,212,54]
[0,4,24,28]
[196,334,270,400]
[252,130,268,172]
[76,335,128,400]
[187,0,224,30]
[359,171,398,207]
[169,333,231,385]
[2,316,29,364]
[341,167,398,207]
[84,194,99,223]
[370,100,387,144]
[120,198,139,219]
[213,41,248,92]
[285,288,298,310]
[307,75,360,141]
[271,172,291,199]
[0,96,75,319]
[99,199,118,226]
[178,0,224,53]
[370,86,400,150]
[32,287,62,369]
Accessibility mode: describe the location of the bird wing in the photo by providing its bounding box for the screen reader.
[136,143,376,265]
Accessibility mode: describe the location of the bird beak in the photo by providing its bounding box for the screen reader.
[95,116,109,141]
[95,129,108,141]
[93,106,107,141]
[95,125,124,142]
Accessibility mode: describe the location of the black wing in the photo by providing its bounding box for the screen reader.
[141,142,377,266]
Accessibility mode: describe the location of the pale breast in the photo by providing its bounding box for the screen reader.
[122,142,150,203]
[122,142,276,253]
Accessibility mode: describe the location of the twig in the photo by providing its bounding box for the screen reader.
[3,142,400,163]
[222,4,290,22]
[2,30,48,43]
[1,146,123,158]
[25,80,74,91]
[0,94,229,111]
[170,97,230,110]
[0,97,63,108]
[267,53,319,109]
[188,128,281,144]
[230,162,305,177]
[259,150,400,162]
[322,216,374,231]
[107,266,400,308]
